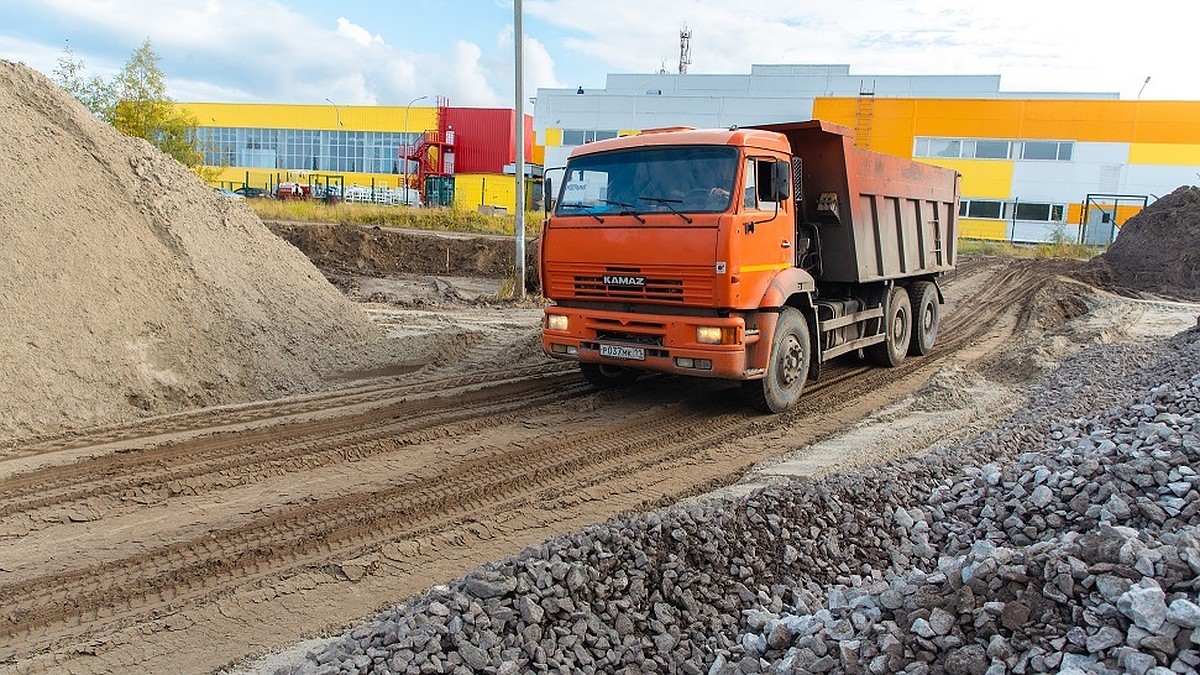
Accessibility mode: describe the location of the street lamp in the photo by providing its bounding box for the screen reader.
[515,0,527,299]
[324,98,342,127]
[404,95,429,205]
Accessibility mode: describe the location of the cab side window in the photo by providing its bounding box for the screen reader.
[745,158,781,211]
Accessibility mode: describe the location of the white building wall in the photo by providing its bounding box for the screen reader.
[1124,166,1200,199]
[536,64,1117,158]
[1010,143,1131,201]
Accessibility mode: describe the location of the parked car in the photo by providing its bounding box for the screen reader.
[214,187,245,200]
[234,186,268,199]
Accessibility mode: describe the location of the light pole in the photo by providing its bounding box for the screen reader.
[324,98,342,127]
[404,95,429,206]
[514,0,526,300]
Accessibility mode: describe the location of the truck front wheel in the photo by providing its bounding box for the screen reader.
[580,362,639,388]
[743,307,811,413]
[866,285,912,367]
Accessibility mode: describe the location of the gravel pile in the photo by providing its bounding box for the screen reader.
[283,327,1200,675]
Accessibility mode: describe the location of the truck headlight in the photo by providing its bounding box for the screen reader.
[696,326,736,345]
[547,314,569,331]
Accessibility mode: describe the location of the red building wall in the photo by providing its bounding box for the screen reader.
[444,107,534,174]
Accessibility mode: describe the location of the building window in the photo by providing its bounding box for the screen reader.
[926,139,962,158]
[1020,140,1074,161]
[195,126,412,174]
[960,199,1004,219]
[1012,202,1066,222]
[959,199,1067,222]
[916,137,1071,162]
[561,129,619,145]
[973,140,1011,159]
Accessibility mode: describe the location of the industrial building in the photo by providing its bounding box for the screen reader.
[534,64,1200,243]
[181,98,541,211]
[182,64,1200,241]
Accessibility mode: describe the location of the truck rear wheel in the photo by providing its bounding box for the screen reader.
[743,308,811,413]
[866,285,912,367]
[580,362,639,388]
[908,281,939,356]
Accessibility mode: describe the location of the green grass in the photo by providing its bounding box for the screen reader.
[247,199,546,237]
[252,200,1102,261]
[958,238,1102,260]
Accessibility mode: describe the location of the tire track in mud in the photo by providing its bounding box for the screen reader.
[0,258,1064,666]
[8,362,571,458]
[0,371,586,530]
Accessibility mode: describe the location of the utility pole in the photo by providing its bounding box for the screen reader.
[514,0,527,300]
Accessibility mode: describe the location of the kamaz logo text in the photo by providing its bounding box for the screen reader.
[603,275,646,287]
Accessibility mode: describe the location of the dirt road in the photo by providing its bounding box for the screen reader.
[1,256,1191,674]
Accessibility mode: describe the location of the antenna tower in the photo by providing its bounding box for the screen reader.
[678,27,692,75]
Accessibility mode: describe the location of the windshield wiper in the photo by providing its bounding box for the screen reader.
[639,196,693,224]
[558,203,605,223]
[599,199,646,224]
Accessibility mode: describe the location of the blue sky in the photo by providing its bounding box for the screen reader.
[1,0,1195,110]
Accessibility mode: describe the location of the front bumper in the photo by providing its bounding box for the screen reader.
[541,306,761,380]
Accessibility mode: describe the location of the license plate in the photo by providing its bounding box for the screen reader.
[599,344,645,361]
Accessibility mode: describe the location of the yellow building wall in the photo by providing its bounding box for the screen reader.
[182,102,441,132]
[814,98,1200,154]
[1129,143,1200,165]
[958,219,1008,241]
[454,174,517,211]
[1066,202,1145,225]
[210,167,407,192]
[530,133,545,166]
[919,158,1012,199]
[543,128,563,147]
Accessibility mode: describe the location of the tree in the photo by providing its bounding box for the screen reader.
[52,43,115,119]
[53,39,204,170]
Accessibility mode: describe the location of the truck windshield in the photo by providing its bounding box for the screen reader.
[555,145,738,218]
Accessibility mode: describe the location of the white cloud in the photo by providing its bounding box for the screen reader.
[8,0,1195,106]
[15,0,518,106]
[526,0,1199,100]
[334,17,383,48]
[524,36,563,96]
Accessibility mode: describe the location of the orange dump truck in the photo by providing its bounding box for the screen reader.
[540,120,959,412]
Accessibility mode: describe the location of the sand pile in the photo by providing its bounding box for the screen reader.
[1081,185,1200,301]
[0,61,378,443]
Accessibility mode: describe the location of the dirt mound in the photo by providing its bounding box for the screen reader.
[268,221,541,290]
[0,61,378,443]
[267,222,512,277]
[1078,185,1200,301]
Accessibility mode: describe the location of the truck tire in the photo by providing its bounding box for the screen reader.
[743,308,811,413]
[908,281,939,356]
[580,362,639,388]
[866,285,912,367]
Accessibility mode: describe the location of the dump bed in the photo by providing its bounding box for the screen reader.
[755,120,959,284]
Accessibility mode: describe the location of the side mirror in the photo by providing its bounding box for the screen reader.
[771,161,791,201]
[544,177,553,216]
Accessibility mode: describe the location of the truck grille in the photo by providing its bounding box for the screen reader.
[547,264,714,305]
